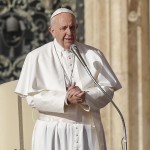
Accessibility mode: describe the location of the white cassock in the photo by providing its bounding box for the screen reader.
[15,39,122,150]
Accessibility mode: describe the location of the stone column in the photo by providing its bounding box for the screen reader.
[141,1,150,148]
[128,0,150,149]
[128,1,140,149]
[84,0,128,150]
[84,0,150,149]
[109,1,128,150]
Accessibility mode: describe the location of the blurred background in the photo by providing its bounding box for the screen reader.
[0,0,149,150]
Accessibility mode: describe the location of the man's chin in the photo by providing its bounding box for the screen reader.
[65,42,74,49]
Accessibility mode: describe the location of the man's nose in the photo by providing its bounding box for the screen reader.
[66,27,72,35]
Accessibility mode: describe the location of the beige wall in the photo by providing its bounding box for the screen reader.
[84,0,150,150]
[0,81,39,150]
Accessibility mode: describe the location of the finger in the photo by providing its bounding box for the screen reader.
[73,90,82,96]
[72,82,76,86]
[76,91,85,97]
[67,82,76,91]
[68,88,82,97]
[67,83,71,88]
[67,88,78,98]
[67,95,81,104]
[67,86,80,93]
[77,99,84,103]
[67,90,79,98]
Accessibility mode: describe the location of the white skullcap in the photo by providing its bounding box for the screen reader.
[51,8,75,19]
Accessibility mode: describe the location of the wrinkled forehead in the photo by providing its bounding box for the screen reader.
[50,12,77,27]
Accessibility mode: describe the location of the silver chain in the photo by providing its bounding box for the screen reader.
[53,42,75,84]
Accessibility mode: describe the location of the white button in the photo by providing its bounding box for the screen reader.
[76,143,79,148]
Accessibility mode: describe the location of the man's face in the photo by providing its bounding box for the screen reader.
[49,13,77,49]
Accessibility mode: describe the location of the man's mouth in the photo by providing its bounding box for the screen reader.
[65,37,73,41]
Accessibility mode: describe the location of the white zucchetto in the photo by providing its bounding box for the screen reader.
[51,8,75,19]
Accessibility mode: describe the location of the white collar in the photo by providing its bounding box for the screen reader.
[53,39,73,57]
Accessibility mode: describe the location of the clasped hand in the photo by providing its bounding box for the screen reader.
[66,82,85,104]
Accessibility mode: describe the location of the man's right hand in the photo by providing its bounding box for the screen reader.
[66,82,85,104]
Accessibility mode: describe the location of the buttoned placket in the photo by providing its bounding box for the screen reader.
[61,52,81,149]
[61,50,75,84]
[75,124,79,149]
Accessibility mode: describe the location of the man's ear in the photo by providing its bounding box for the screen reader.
[49,26,55,38]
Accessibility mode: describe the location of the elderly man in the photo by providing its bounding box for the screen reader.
[15,8,121,150]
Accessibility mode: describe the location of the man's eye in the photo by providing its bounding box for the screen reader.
[70,26,76,31]
[60,27,67,31]
[59,26,76,32]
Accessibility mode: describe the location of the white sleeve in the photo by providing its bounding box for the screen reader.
[78,47,121,111]
[78,86,114,111]
[85,86,114,110]
[25,90,66,113]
